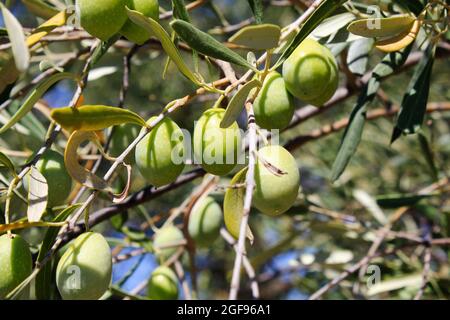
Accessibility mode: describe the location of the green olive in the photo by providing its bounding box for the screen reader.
[282,38,338,106]
[253,71,294,130]
[24,150,72,208]
[77,0,128,41]
[153,225,185,262]
[110,123,140,164]
[147,266,179,300]
[0,234,32,299]
[193,108,242,176]
[120,0,159,44]
[56,232,112,300]
[188,196,222,247]
[253,145,300,216]
[135,117,185,187]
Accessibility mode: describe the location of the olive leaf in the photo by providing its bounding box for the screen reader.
[330,48,412,182]
[247,0,263,24]
[228,24,281,50]
[64,130,131,203]
[26,166,48,223]
[172,0,191,22]
[64,131,114,192]
[223,167,254,242]
[376,193,437,208]
[375,19,420,53]
[125,7,203,86]
[51,105,148,132]
[0,72,77,134]
[35,204,82,300]
[1,3,30,72]
[346,38,374,76]
[220,78,261,129]
[22,0,59,19]
[27,10,68,48]
[0,151,16,177]
[347,14,415,38]
[312,12,356,39]
[170,19,258,72]
[391,45,435,143]
[273,0,346,69]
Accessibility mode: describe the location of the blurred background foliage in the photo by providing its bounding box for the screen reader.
[0,0,449,300]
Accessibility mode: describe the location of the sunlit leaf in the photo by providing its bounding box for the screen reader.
[26,166,48,222]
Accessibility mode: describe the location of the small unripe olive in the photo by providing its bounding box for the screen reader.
[135,117,185,187]
[56,232,112,300]
[253,71,294,130]
[282,38,338,106]
[120,0,159,44]
[77,0,128,41]
[253,145,300,216]
[188,196,222,247]
[24,150,72,208]
[110,123,140,164]
[0,234,32,299]
[153,225,185,261]
[147,266,179,300]
[193,108,242,176]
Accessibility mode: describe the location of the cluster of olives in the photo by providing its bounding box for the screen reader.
[77,0,159,44]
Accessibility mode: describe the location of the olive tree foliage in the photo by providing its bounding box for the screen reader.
[0,0,449,300]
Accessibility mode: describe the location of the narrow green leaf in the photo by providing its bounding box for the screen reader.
[330,48,411,182]
[274,0,346,69]
[220,78,261,128]
[171,0,200,75]
[1,3,30,72]
[391,45,435,143]
[228,24,281,50]
[126,8,203,86]
[330,79,375,182]
[170,19,258,71]
[347,14,415,38]
[0,151,16,176]
[223,167,254,242]
[172,0,191,22]
[22,0,59,19]
[312,12,356,38]
[51,105,148,131]
[347,38,374,76]
[0,72,77,134]
[26,166,48,222]
[376,193,437,208]
[35,204,81,300]
[247,0,264,24]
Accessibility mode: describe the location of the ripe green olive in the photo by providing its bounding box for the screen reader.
[147,266,179,300]
[0,234,32,299]
[253,71,294,130]
[253,145,300,216]
[24,150,72,208]
[110,123,140,164]
[77,0,128,41]
[188,196,222,247]
[193,108,242,176]
[56,232,112,300]
[135,117,185,187]
[153,225,185,262]
[282,38,338,107]
[120,0,159,44]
